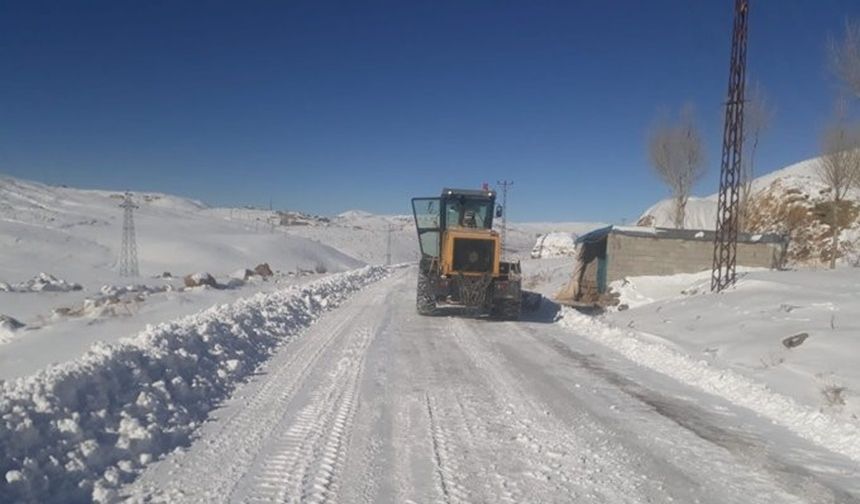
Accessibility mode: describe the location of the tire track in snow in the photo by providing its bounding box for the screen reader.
[424,392,472,504]
[446,316,655,502]
[336,304,398,504]
[131,277,392,503]
[240,326,372,503]
[141,316,349,502]
[407,313,524,504]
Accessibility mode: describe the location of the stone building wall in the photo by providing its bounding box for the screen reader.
[605,233,784,283]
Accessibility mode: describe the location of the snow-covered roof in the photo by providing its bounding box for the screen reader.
[576,225,785,245]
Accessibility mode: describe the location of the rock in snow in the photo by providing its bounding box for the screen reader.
[0,315,26,344]
[782,332,810,349]
[183,272,218,289]
[0,315,25,331]
[253,263,274,278]
[0,273,83,293]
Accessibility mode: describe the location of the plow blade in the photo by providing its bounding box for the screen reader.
[522,291,543,312]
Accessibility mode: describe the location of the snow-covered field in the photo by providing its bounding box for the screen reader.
[0,175,374,381]
[606,267,860,421]
[0,175,363,287]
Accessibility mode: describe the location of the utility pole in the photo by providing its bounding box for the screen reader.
[712,0,749,292]
[385,223,393,266]
[496,180,513,257]
[119,192,140,277]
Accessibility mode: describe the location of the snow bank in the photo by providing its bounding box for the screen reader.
[609,268,762,309]
[530,232,578,258]
[0,273,82,293]
[559,308,860,464]
[0,265,389,503]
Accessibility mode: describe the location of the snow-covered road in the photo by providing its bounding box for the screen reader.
[126,268,859,503]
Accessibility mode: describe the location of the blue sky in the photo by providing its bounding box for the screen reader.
[2,0,859,222]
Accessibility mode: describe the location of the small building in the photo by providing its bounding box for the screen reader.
[557,226,788,304]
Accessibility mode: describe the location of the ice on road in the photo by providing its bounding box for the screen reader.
[127,268,859,503]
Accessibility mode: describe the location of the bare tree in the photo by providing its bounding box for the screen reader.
[829,19,860,98]
[739,82,775,231]
[818,120,860,268]
[648,104,705,229]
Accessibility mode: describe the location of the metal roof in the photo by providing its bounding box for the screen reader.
[575,225,786,245]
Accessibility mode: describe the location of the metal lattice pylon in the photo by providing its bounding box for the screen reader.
[386,223,393,266]
[712,0,749,292]
[119,192,139,277]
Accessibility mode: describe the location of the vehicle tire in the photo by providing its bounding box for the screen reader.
[492,297,521,321]
[416,271,437,316]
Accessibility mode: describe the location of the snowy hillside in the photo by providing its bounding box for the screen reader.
[638,158,834,230]
[638,157,860,265]
[0,175,363,287]
[637,196,717,231]
[283,211,420,264]
[0,174,370,380]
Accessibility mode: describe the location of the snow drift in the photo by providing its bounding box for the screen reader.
[530,232,578,258]
[0,265,389,503]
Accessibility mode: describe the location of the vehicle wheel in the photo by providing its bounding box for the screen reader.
[416,271,437,316]
[492,297,521,321]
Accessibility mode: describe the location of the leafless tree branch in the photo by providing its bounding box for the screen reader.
[648,103,706,229]
[818,120,860,268]
[829,18,860,98]
[739,82,774,231]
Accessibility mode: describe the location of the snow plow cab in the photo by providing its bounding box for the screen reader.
[411,188,523,319]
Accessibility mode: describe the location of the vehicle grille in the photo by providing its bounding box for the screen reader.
[452,238,494,273]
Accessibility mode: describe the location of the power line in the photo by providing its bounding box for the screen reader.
[119,192,140,277]
[496,180,513,257]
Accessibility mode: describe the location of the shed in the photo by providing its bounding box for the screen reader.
[557,226,788,304]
